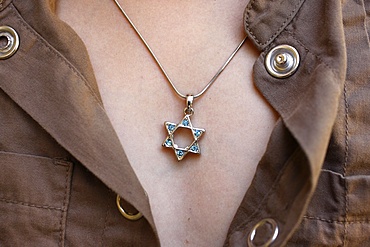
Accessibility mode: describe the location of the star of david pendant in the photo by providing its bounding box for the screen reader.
[162,95,205,161]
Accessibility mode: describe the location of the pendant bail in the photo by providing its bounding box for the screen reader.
[184,95,194,115]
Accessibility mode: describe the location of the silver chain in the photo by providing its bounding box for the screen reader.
[113,0,248,100]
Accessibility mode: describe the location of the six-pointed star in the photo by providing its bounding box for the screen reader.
[163,115,205,161]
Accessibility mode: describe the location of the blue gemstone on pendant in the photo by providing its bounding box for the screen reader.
[182,119,189,126]
[168,124,176,131]
[194,130,202,137]
[190,145,198,152]
[177,150,184,157]
[165,139,172,147]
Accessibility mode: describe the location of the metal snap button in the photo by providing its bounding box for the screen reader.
[265,44,299,78]
[116,195,143,221]
[248,218,279,247]
[0,26,19,59]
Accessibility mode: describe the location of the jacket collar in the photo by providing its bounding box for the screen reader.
[0,0,157,235]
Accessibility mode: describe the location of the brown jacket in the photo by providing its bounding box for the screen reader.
[0,0,369,246]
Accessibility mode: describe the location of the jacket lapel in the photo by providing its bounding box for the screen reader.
[0,1,156,232]
[228,0,346,245]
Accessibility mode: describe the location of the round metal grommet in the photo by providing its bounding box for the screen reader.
[116,195,143,221]
[265,44,299,78]
[0,26,19,59]
[248,218,279,247]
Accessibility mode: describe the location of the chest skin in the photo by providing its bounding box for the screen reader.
[56,0,278,246]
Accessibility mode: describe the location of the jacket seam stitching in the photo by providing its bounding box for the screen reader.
[244,0,305,47]
[58,163,71,246]
[304,216,370,224]
[100,200,110,247]
[0,150,72,166]
[343,81,350,246]
[304,215,344,224]
[0,198,63,211]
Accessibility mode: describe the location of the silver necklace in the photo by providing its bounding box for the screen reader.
[113,0,247,161]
